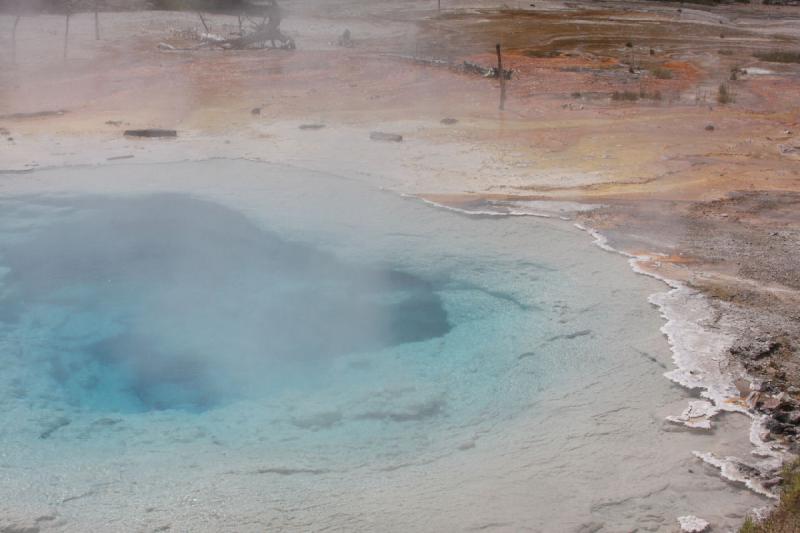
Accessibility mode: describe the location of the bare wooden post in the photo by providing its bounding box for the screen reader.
[94,1,101,40]
[197,11,210,33]
[496,43,506,110]
[12,16,21,64]
[63,11,71,60]
[438,0,441,12]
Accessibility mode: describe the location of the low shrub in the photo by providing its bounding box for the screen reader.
[740,459,800,532]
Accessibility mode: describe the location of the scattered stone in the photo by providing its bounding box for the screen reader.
[299,124,325,130]
[734,378,752,396]
[705,124,715,131]
[785,411,800,425]
[441,118,459,125]
[370,131,403,142]
[123,129,177,138]
[158,42,176,51]
[105,120,123,127]
[677,515,709,533]
[107,155,134,161]
[251,107,261,116]
[761,395,782,410]
[730,338,782,361]
[766,417,797,435]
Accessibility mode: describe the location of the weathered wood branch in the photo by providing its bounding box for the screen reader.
[94,1,100,40]
[63,10,71,60]
[219,25,294,49]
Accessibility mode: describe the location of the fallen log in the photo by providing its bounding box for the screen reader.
[124,129,177,138]
[0,110,67,120]
[220,26,295,50]
[370,132,403,142]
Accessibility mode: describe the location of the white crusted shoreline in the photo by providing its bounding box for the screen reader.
[574,222,789,501]
[410,202,789,502]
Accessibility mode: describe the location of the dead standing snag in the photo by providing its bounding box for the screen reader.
[11,15,21,64]
[220,0,295,50]
[496,44,507,110]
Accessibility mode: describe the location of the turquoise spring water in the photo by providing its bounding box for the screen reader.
[0,160,766,531]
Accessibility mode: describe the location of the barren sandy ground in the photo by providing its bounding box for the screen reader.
[1,0,800,490]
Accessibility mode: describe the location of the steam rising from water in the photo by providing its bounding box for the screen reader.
[0,194,450,412]
[0,161,768,531]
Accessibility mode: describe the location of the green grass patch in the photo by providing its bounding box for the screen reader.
[740,459,800,533]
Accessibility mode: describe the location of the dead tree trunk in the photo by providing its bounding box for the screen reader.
[496,43,507,110]
[221,2,293,50]
[94,2,100,40]
[197,11,210,33]
[63,11,71,60]
[11,16,21,64]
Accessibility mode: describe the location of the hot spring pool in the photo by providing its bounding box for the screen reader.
[0,160,766,531]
